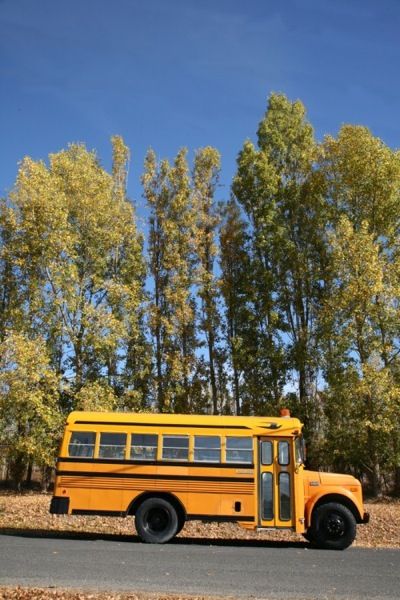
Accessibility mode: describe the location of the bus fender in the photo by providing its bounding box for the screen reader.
[126,491,187,524]
[305,487,363,528]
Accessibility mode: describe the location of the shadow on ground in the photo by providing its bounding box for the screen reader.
[0,526,310,549]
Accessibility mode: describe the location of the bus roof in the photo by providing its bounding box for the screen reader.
[66,411,303,436]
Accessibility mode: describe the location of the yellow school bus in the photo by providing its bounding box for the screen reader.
[50,410,369,549]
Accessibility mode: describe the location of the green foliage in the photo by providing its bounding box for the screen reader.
[232,93,326,431]
[321,128,400,493]
[1,96,400,495]
[193,147,223,414]
[143,148,199,413]
[1,140,146,408]
[0,331,62,487]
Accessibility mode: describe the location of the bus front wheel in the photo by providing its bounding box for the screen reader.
[135,497,178,543]
[311,502,356,550]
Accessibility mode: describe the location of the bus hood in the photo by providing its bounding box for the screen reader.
[304,470,360,487]
[319,472,360,487]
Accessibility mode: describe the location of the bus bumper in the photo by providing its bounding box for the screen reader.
[362,511,370,524]
[50,496,70,515]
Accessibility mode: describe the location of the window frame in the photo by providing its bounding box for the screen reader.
[130,433,158,461]
[278,471,291,521]
[278,440,290,466]
[98,432,127,460]
[194,435,221,463]
[162,434,190,462]
[225,436,253,464]
[68,431,96,458]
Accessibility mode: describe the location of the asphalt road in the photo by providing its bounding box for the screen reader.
[0,533,399,599]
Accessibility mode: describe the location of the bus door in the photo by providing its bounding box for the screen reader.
[258,437,294,528]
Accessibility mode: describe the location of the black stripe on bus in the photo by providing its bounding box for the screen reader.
[73,421,252,429]
[186,514,254,522]
[72,509,125,517]
[57,457,255,469]
[56,470,254,483]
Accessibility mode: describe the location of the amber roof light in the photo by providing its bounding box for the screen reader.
[280,408,291,418]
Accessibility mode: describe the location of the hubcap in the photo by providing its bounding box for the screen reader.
[145,507,169,533]
[324,512,345,538]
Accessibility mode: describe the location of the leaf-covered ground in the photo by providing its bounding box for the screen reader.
[0,590,234,600]
[0,492,399,549]
[0,492,398,599]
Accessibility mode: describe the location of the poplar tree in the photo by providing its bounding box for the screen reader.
[233,93,326,430]
[0,204,19,340]
[3,139,146,408]
[109,136,152,409]
[193,147,222,414]
[219,198,252,414]
[321,125,400,494]
[143,148,198,412]
[232,139,285,414]
[0,332,62,489]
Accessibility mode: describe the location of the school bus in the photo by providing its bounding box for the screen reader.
[50,409,369,549]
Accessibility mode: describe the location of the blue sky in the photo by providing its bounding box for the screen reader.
[1,0,400,216]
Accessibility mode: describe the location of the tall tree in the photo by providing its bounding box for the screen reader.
[322,217,400,494]
[109,136,152,409]
[4,140,146,407]
[321,125,400,494]
[232,138,285,414]
[0,332,62,489]
[233,93,327,431]
[219,198,252,414]
[193,147,222,414]
[0,203,19,341]
[143,148,198,412]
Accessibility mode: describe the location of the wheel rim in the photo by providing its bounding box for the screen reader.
[145,507,170,533]
[323,512,346,539]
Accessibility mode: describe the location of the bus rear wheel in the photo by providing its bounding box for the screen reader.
[135,497,178,544]
[312,502,356,550]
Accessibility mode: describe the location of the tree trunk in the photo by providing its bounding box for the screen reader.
[26,461,33,487]
[10,452,26,492]
[394,466,400,497]
[233,365,240,415]
[207,330,218,415]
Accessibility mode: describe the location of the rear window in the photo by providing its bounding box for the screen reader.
[68,432,96,458]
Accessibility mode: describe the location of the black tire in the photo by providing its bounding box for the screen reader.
[176,514,186,536]
[311,502,356,550]
[135,497,178,544]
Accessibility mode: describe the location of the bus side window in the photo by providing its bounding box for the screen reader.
[68,432,96,458]
[162,435,189,461]
[98,433,127,459]
[194,436,221,462]
[226,437,253,464]
[131,434,158,460]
